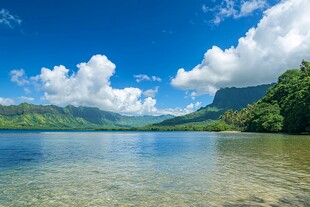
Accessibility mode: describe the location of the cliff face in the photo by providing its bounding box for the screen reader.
[155,84,274,127]
[209,84,274,111]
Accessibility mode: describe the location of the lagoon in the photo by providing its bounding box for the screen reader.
[0,131,309,206]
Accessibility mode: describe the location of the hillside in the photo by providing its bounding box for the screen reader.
[209,84,273,110]
[0,103,173,129]
[221,61,310,133]
[153,84,273,127]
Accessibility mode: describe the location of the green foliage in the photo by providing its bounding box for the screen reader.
[262,61,310,133]
[133,120,233,132]
[247,103,283,132]
[154,106,224,126]
[220,104,255,130]
[0,104,173,130]
[155,84,272,127]
[203,121,233,131]
[301,60,310,75]
[221,60,310,133]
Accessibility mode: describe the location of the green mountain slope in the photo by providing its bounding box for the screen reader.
[221,61,310,133]
[209,84,273,110]
[154,84,273,127]
[0,103,173,129]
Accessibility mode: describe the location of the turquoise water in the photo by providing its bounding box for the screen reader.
[0,131,309,206]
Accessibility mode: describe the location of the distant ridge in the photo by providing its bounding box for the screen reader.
[0,103,173,129]
[154,84,274,127]
[209,84,274,110]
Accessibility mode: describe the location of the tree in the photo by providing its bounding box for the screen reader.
[246,103,283,132]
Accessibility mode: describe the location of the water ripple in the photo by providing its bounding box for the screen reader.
[0,131,309,206]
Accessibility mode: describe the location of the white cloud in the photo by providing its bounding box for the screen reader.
[134,74,161,82]
[0,9,22,28]
[134,74,150,82]
[214,0,237,24]
[143,86,159,98]
[26,55,158,115]
[10,69,29,86]
[238,0,268,17]
[10,69,34,94]
[202,4,209,13]
[0,97,14,106]
[208,0,267,25]
[151,76,162,82]
[155,102,202,116]
[11,55,202,116]
[19,96,34,102]
[172,0,310,96]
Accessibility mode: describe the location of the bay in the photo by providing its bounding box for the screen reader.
[0,131,309,206]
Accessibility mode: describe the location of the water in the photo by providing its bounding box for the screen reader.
[0,131,309,207]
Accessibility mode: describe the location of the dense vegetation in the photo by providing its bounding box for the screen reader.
[221,61,310,133]
[152,84,272,128]
[0,103,173,129]
[131,120,233,132]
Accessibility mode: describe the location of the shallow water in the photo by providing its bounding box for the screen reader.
[0,131,309,206]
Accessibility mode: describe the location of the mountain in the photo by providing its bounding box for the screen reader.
[153,84,273,127]
[221,61,310,133]
[0,103,173,129]
[209,84,273,110]
[0,84,274,130]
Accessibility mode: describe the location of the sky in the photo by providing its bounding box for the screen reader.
[0,0,309,116]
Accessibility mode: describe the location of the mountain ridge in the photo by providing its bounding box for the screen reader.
[153,84,274,127]
[0,103,174,129]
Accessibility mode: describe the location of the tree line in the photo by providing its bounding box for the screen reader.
[220,60,310,133]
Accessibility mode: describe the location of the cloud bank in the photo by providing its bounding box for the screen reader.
[33,55,157,115]
[11,55,200,116]
[172,0,310,96]
[0,97,14,106]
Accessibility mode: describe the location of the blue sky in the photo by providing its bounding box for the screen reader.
[1,0,309,115]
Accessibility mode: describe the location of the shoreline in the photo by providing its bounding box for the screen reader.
[0,128,309,135]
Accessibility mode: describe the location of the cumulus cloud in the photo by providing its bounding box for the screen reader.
[134,74,161,82]
[26,55,159,115]
[10,55,195,116]
[0,9,22,28]
[0,97,14,106]
[172,0,310,96]
[156,102,202,116]
[143,86,159,98]
[10,69,29,86]
[207,0,267,25]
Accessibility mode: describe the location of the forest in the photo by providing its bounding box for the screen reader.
[220,61,310,133]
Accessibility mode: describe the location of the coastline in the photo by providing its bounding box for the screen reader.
[1,128,309,135]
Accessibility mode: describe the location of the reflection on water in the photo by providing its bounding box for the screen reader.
[215,133,310,206]
[0,131,309,206]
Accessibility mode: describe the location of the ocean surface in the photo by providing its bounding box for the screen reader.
[0,131,309,207]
